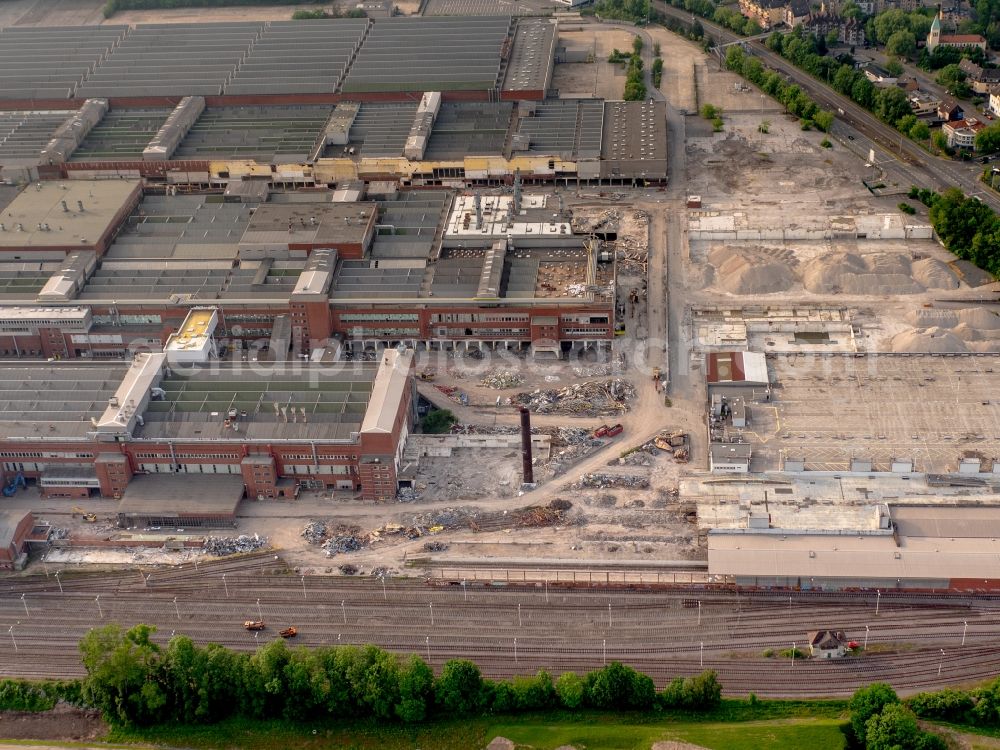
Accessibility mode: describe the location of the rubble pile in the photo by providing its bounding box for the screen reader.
[423,541,449,552]
[575,473,650,489]
[339,564,358,575]
[49,527,69,540]
[514,505,566,528]
[571,208,620,235]
[513,379,636,416]
[396,486,422,503]
[301,521,328,545]
[434,384,469,405]
[616,210,650,275]
[617,451,653,466]
[480,370,524,389]
[323,525,366,556]
[204,534,269,556]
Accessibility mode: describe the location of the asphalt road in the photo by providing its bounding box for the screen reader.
[650,1,1000,211]
[2,553,999,698]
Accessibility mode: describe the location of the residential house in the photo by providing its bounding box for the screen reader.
[910,92,942,116]
[943,117,987,148]
[938,100,965,120]
[803,11,867,45]
[959,59,1000,94]
[927,13,987,52]
[990,91,1000,116]
[808,630,849,659]
[864,64,898,85]
[738,0,790,29]
[784,0,811,27]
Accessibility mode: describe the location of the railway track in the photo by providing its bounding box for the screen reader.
[2,556,999,697]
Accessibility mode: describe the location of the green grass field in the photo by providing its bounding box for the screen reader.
[107,702,850,750]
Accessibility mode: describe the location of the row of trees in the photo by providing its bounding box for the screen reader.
[78,624,722,727]
[591,0,649,23]
[657,0,759,37]
[763,28,929,144]
[912,186,1000,275]
[724,45,834,131]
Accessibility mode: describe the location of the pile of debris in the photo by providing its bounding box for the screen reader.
[396,486,421,503]
[513,379,635,416]
[480,370,524,389]
[514,505,566,528]
[301,521,328,545]
[575,473,650,489]
[49,527,69,540]
[434,384,469,405]
[323,526,366,556]
[616,210,650,275]
[571,208,620,235]
[204,534,269,556]
[423,540,449,552]
[653,430,690,463]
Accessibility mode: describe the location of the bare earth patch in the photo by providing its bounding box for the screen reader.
[0,704,106,742]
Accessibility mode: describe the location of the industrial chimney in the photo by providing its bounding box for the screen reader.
[519,407,533,484]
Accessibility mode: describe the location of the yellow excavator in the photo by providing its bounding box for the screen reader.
[72,506,97,522]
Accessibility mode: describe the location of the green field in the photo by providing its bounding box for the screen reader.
[108,704,850,750]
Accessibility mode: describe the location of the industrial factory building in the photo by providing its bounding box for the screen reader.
[0,346,415,507]
[708,504,1000,592]
[0,16,666,187]
[0,186,615,359]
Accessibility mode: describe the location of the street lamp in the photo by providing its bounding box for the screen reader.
[20,593,27,617]
[962,621,968,646]
[700,642,704,667]
[864,625,870,650]
[95,595,103,619]
[174,596,181,621]
[698,600,701,625]
[341,600,346,625]
[461,579,467,602]
[256,598,262,622]
[876,590,881,616]
[429,602,434,627]
[791,642,796,666]
[603,638,607,665]
[8,625,16,652]
[222,574,229,598]
[608,602,612,628]
[938,648,945,677]
[426,635,430,662]
[514,637,518,663]
[518,603,522,628]
[54,571,63,594]
[301,575,307,600]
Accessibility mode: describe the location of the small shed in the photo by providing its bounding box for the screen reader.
[808,630,848,659]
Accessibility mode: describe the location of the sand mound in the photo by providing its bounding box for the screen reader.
[891,327,968,353]
[906,308,959,327]
[912,258,961,290]
[956,307,1000,330]
[802,252,922,295]
[952,322,981,342]
[709,246,795,294]
[967,340,1000,352]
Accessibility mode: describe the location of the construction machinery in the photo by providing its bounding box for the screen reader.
[2,472,25,497]
[418,370,435,381]
[243,620,265,631]
[279,627,298,638]
[72,506,98,522]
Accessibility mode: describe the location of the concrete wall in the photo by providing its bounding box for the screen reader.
[407,433,551,460]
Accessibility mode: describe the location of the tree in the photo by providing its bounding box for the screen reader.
[555,672,586,709]
[874,8,910,43]
[826,29,841,47]
[435,660,484,716]
[396,655,434,723]
[875,86,913,125]
[886,30,916,58]
[842,0,864,20]
[691,19,704,39]
[864,703,924,750]
[632,35,643,55]
[849,683,899,745]
[851,76,877,109]
[932,129,950,152]
[936,62,967,91]
[421,409,455,434]
[976,122,1000,153]
[884,56,906,77]
[833,64,858,95]
[79,624,167,726]
[910,120,930,141]
[813,110,835,132]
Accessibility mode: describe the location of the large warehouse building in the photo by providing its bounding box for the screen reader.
[708,504,1000,592]
[0,187,615,359]
[0,17,667,187]
[0,347,416,505]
